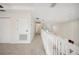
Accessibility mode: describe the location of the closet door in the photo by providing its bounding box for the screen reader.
[17,18,28,34]
[16,18,30,41]
[0,18,11,42]
[0,18,17,42]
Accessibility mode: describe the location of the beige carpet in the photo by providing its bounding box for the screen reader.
[0,34,46,55]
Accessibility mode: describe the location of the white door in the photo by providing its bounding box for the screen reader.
[0,18,17,43]
[0,18,16,42]
[0,18,11,42]
[17,18,29,34]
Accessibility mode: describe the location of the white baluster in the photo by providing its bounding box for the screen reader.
[41,29,79,55]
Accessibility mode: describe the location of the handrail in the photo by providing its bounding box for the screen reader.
[41,29,79,55]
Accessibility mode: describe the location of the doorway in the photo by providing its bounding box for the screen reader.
[35,22,42,35]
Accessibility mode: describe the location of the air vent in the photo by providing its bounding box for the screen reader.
[19,34,27,40]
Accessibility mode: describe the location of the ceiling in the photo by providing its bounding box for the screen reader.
[0,3,79,24]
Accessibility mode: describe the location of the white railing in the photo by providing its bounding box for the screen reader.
[41,29,79,55]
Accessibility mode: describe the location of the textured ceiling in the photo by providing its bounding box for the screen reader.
[0,3,79,24]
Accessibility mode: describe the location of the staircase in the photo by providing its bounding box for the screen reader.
[41,29,79,55]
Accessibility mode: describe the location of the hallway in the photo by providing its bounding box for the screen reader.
[0,34,45,55]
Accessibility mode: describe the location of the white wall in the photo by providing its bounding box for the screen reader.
[0,10,35,43]
[52,20,79,46]
[30,17,36,42]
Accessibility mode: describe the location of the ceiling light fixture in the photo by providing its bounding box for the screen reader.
[0,5,3,8]
[0,10,5,12]
[0,5,6,12]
